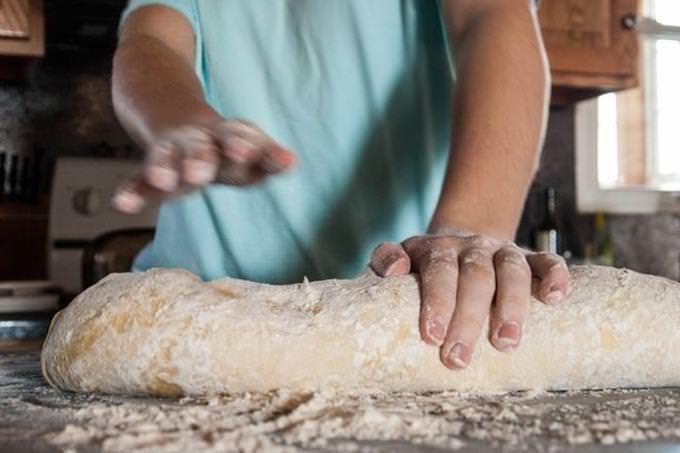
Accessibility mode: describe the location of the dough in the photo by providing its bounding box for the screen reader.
[41,266,680,397]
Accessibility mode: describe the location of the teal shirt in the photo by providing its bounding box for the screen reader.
[124,0,453,283]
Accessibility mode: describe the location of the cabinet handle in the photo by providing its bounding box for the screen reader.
[621,14,637,30]
[622,15,680,41]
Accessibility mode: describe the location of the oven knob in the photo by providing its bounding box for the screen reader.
[72,188,101,216]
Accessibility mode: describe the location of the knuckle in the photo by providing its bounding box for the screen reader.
[149,140,174,157]
[534,251,560,262]
[466,234,494,250]
[496,295,529,311]
[549,256,568,270]
[495,247,529,270]
[421,302,440,316]
[174,125,212,143]
[451,314,485,335]
[216,124,246,144]
[403,236,458,264]
[426,247,458,265]
[531,252,568,272]
[225,134,253,149]
[459,248,493,274]
[212,120,233,135]
[188,125,211,140]
[187,145,218,161]
[424,235,453,249]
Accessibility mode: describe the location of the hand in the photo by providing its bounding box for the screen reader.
[113,117,296,213]
[370,229,570,369]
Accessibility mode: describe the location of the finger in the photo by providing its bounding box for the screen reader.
[489,246,531,352]
[234,124,296,174]
[370,242,411,277]
[144,141,180,192]
[221,134,261,165]
[258,143,296,174]
[175,128,219,186]
[526,253,570,304]
[210,120,260,165]
[214,121,265,164]
[404,238,458,347]
[216,161,267,186]
[218,121,296,173]
[441,248,495,369]
[112,175,164,214]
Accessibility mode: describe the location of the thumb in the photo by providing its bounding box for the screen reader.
[370,242,411,277]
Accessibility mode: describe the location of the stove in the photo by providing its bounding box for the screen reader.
[48,157,158,296]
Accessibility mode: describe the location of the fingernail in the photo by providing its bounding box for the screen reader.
[148,166,178,191]
[425,317,446,345]
[380,255,397,277]
[545,289,564,305]
[184,160,216,185]
[495,322,520,351]
[381,254,403,276]
[446,342,470,369]
[113,191,144,213]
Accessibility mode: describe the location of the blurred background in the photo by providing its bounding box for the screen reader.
[0,0,679,345]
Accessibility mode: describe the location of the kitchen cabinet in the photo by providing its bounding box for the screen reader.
[539,0,639,103]
[0,0,43,57]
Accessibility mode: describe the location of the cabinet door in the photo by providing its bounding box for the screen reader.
[0,0,30,38]
[539,0,639,94]
[0,0,43,57]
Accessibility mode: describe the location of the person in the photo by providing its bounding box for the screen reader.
[112,0,570,370]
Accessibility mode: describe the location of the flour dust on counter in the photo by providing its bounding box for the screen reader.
[40,387,680,452]
[6,353,680,452]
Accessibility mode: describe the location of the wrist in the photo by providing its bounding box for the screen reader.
[429,208,517,242]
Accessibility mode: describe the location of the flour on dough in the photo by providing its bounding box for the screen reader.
[41,265,680,396]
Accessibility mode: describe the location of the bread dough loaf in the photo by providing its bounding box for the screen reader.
[41,266,680,397]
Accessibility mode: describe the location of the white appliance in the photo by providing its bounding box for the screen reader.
[0,280,60,314]
[48,158,158,295]
[0,280,61,343]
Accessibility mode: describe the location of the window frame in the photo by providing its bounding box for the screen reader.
[575,99,680,214]
[575,2,680,214]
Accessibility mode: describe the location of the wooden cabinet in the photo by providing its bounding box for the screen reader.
[0,0,44,57]
[0,202,48,280]
[539,0,640,103]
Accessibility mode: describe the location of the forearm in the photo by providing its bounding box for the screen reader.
[431,2,549,241]
[112,34,218,148]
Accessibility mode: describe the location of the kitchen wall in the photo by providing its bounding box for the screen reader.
[610,213,680,280]
[0,52,136,161]
[517,106,595,257]
[521,106,680,281]
[1,53,676,279]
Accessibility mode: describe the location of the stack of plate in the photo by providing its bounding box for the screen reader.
[0,281,61,342]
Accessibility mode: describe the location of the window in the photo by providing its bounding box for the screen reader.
[576,0,680,212]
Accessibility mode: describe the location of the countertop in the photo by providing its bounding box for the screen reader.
[3,351,680,452]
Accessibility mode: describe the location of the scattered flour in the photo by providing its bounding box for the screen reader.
[43,388,680,452]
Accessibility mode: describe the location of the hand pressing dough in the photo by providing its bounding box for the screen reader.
[42,266,680,397]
